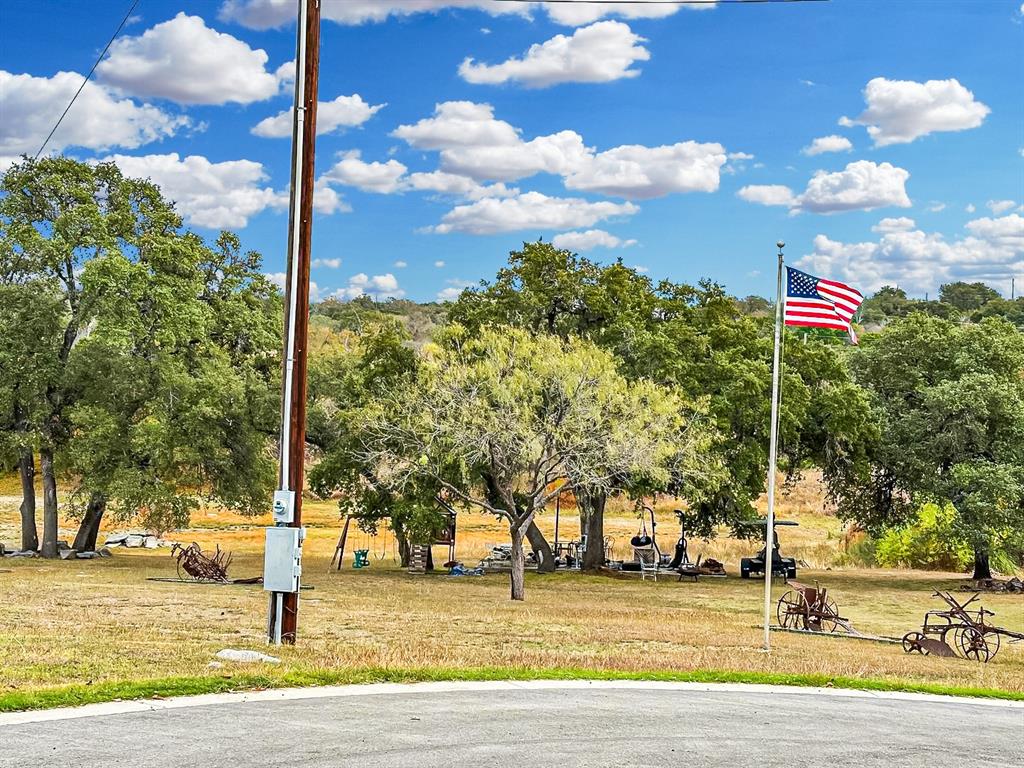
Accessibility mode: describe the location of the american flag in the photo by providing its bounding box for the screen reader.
[785,267,864,343]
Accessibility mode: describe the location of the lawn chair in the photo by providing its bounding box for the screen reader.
[636,547,660,581]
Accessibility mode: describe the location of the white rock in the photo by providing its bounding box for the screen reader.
[215,649,281,664]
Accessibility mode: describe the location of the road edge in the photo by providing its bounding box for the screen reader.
[2,678,1021,726]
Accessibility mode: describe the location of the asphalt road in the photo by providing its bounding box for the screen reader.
[2,681,1021,768]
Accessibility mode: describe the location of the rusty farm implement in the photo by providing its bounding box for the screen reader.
[777,580,857,634]
[902,591,1024,662]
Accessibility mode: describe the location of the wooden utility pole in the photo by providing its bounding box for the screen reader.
[268,0,320,645]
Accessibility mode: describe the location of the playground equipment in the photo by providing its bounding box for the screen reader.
[629,505,663,568]
[740,519,798,579]
[332,510,456,572]
[777,581,855,634]
[902,591,1024,662]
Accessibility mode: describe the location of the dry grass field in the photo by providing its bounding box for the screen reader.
[1,473,1022,709]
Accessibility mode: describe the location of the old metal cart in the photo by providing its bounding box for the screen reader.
[777,580,854,633]
[902,591,1024,662]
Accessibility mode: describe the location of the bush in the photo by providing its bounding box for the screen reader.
[874,504,972,570]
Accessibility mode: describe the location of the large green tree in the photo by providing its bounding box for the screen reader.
[834,314,1024,579]
[449,242,873,560]
[64,232,281,548]
[1,157,281,553]
[345,327,701,599]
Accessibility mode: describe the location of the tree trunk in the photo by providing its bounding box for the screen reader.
[971,545,992,580]
[510,520,527,601]
[18,448,38,552]
[39,446,59,559]
[578,489,606,571]
[397,536,411,568]
[73,492,106,552]
[525,520,555,573]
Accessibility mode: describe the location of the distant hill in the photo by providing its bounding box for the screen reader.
[311,296,448,346]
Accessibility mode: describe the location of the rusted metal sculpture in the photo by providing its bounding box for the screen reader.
[171,542,232,582]
[902,591,1024,662]
[777,581,855,634]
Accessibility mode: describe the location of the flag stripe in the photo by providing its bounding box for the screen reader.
[785,318,851,331]
[786,311,845,322]
[818,278,864,301]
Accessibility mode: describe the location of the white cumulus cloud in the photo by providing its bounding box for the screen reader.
[251,94,386,137]
[840,77,990,147]
[739,161,911,215]
[459,21,649,88]
[267,272,322,302]
[393,101,728,198]
[333,273,404,301]
[392,101,589,182]
[104,152,288,229]
[872,217,916,233]
[218,0,684,29]
[797,214,1024,294]
[405,170,519,200]
[0,70,188,155]
[987,199,1017,215]
[737,184,796,207]
[431,191,638,235]
[799,161,911,213]
[322,150,408,194]
[565,141,727,199]
[312,257,342,269]
[436,278,474,302]
[96,13,286,105]
[801,135,853,156]
[552,229,637,251]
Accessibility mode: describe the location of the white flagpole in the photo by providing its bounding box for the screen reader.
[763,241,785,651]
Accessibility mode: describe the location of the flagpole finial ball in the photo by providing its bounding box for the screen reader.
[776,241,785,250]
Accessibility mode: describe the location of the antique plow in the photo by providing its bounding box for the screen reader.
[902,591,1024,662]
[171,542,233,582]
[777,580,856,634]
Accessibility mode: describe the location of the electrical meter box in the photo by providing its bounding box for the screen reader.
[272,489,295,524]
[264,526,302,593]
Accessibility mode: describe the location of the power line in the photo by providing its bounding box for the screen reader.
[34,0,141,160]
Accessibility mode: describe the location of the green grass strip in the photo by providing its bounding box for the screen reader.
[2,666,1020,713]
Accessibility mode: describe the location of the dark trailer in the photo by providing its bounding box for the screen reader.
[739,519,799,580]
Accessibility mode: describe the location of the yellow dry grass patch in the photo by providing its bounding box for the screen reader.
[1,475,1022,699]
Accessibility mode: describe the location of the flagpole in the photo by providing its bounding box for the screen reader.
[763,241,785,651]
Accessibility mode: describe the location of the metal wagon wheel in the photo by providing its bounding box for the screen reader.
[812,597,841,633]
[902,632,926,654]
[954,626,995,662]
[171,543,190,581]
[777,590,808,629]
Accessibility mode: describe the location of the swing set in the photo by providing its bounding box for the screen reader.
[330,511,455,571]
[330,515,395,570]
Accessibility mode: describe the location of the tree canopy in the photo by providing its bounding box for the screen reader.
[1,156,281,553]
[832,314,1024,578]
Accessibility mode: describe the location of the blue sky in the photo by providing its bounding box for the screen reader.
[2,0,1022,302]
